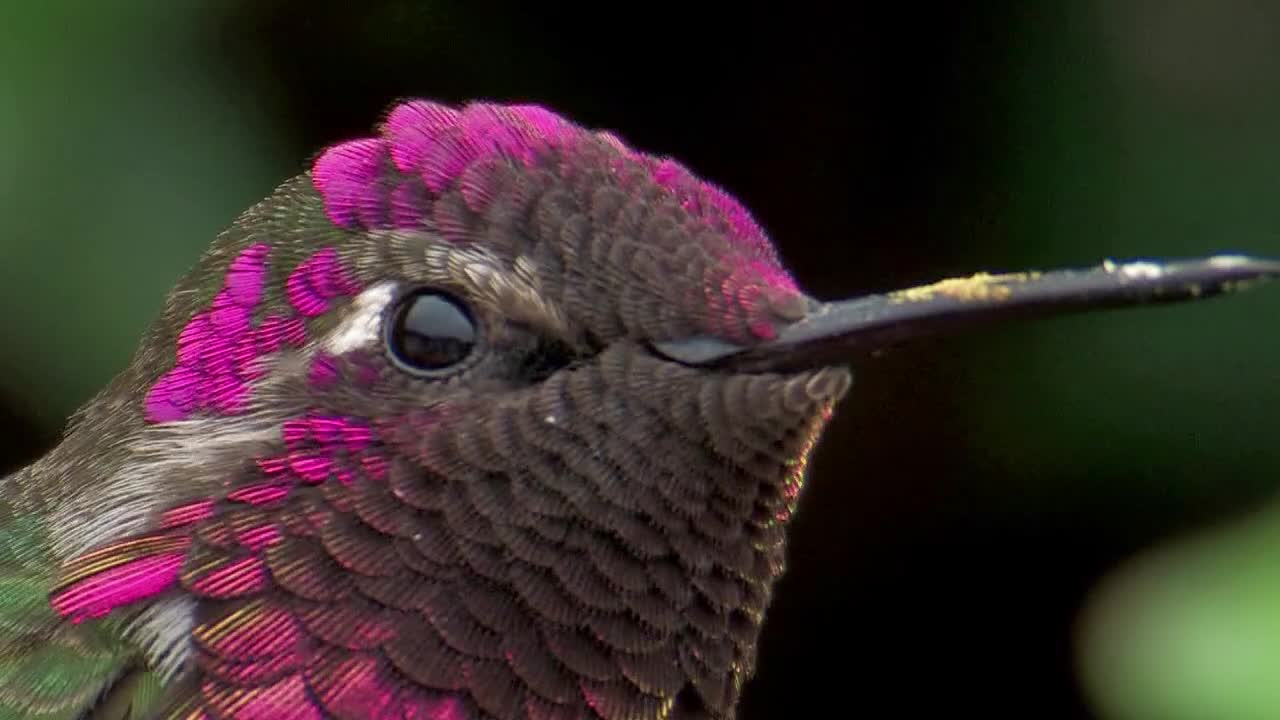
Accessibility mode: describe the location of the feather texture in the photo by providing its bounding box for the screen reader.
[17,100,847,719]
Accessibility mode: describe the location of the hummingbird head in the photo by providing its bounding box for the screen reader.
[50,101,850,718]
[42,100,1280,718]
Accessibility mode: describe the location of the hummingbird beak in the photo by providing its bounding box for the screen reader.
[654,255,1280,373]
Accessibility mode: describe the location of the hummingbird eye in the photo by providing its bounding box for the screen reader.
[384,289,479,375]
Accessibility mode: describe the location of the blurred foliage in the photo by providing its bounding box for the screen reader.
[970,3,1280,718]
[0,2,289,430]
[1080,504,1280,720]
[0,1,1277,718]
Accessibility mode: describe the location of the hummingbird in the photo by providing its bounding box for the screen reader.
[0,99,1275,720]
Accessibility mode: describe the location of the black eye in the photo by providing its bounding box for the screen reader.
[385,289,478,374]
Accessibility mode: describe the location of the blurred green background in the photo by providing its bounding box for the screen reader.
[1,2,1278,718]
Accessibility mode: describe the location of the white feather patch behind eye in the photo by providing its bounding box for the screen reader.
[324,282,396,354]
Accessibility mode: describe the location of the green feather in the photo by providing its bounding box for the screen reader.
[0,503,161,719]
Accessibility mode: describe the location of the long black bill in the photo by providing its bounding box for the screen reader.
[654,254,1280,373]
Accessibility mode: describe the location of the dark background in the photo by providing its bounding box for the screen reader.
[2,2,1279,718]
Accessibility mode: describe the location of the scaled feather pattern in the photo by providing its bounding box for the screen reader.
[40,100,851,720]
